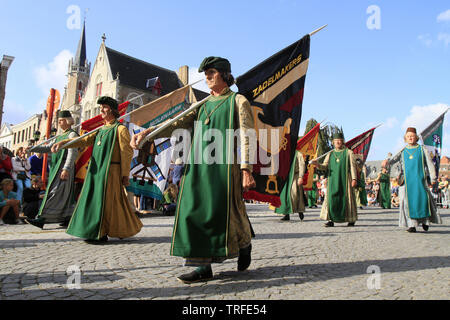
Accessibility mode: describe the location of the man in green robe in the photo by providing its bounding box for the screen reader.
[307,174,319,208]
[398,127,442,232]
[131,57,256,283]
[376,164,391,209]
[53,97,143,243]
[311,133,358,227]
[354,157,368,209]
[275,150,306,221]
[25,111,79,229]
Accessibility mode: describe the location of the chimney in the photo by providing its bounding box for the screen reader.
[178,65,189,86]
[177,65,197,103]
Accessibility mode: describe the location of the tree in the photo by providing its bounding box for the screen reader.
[303,118,344,163]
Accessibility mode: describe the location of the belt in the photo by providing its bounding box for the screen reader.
[110,161,120,165]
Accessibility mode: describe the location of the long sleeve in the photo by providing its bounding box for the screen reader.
[117,125,133,177]
[31,141,54,154]
[348,150,357,181]
[297,151,306,178]
[61,131,97,149]
[63,131,79,171]
[316,153,330,172]
[236,94,255,172]
[423,147,437,182]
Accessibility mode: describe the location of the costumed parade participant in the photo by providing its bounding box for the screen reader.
[131,57,255,283]
[307,174,319,208]
[25,111,79,229]
[275,149,306,221]
[398,127,442,233]
[52,96,143,243]
[311,133,358,227]
[375,160,391,209]
[355,157,368,209]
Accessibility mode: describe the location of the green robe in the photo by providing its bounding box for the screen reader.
[378,172,391,209]
[307,182,317,207]
[275,151,305,215]
[402,145,430,219]
[318,148,357,223]
[355,171,368,207]
[171,91,251,259]
[37,129,78,222]
[66,123,120,239]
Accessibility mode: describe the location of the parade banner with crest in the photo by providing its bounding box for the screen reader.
[236,35,310,207]
[420,109,448,178]
[125,86,190,200]
[297,123,320,190]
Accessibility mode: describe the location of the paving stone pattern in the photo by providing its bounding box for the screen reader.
[1,205,449,300]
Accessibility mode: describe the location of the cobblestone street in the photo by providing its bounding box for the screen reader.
[1,204,449,300]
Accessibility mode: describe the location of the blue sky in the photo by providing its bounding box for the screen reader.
[1,0,449,160]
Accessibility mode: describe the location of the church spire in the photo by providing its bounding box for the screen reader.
[74,20,87,67]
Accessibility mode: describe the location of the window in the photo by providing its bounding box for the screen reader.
[14,133,16,144]
[96,83,102,96]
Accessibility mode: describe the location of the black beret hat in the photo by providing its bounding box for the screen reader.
[58,110,72,118]
[198,56,231,73]
[97,96,118,111]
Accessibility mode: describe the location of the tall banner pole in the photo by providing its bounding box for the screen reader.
[41,88,56,188]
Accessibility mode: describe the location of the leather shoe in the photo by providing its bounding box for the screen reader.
[25,218,45,230]
[237,244,252,271]
[406,227,416,233]
[324,221,334,227]
[347,222,355,227]
[84,235,108,244]
[280,215,290,221]
[177,269,213,284]
[298,212,304,220]
[422,224,429,232]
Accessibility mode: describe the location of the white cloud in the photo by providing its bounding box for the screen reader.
[437,32,450,46]
[418,34,433,47]
[33,49,73,109]
[437,9,450,22]
[402,103,449,132]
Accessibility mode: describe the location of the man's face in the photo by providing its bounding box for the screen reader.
[405,132,417,144]
[333,139,344,149]
[33,179,43,189]
[205,68,226,91]
[58,118,70,130]
[100,104,113,119]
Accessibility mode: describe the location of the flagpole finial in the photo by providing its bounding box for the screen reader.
[309,24,328,36]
